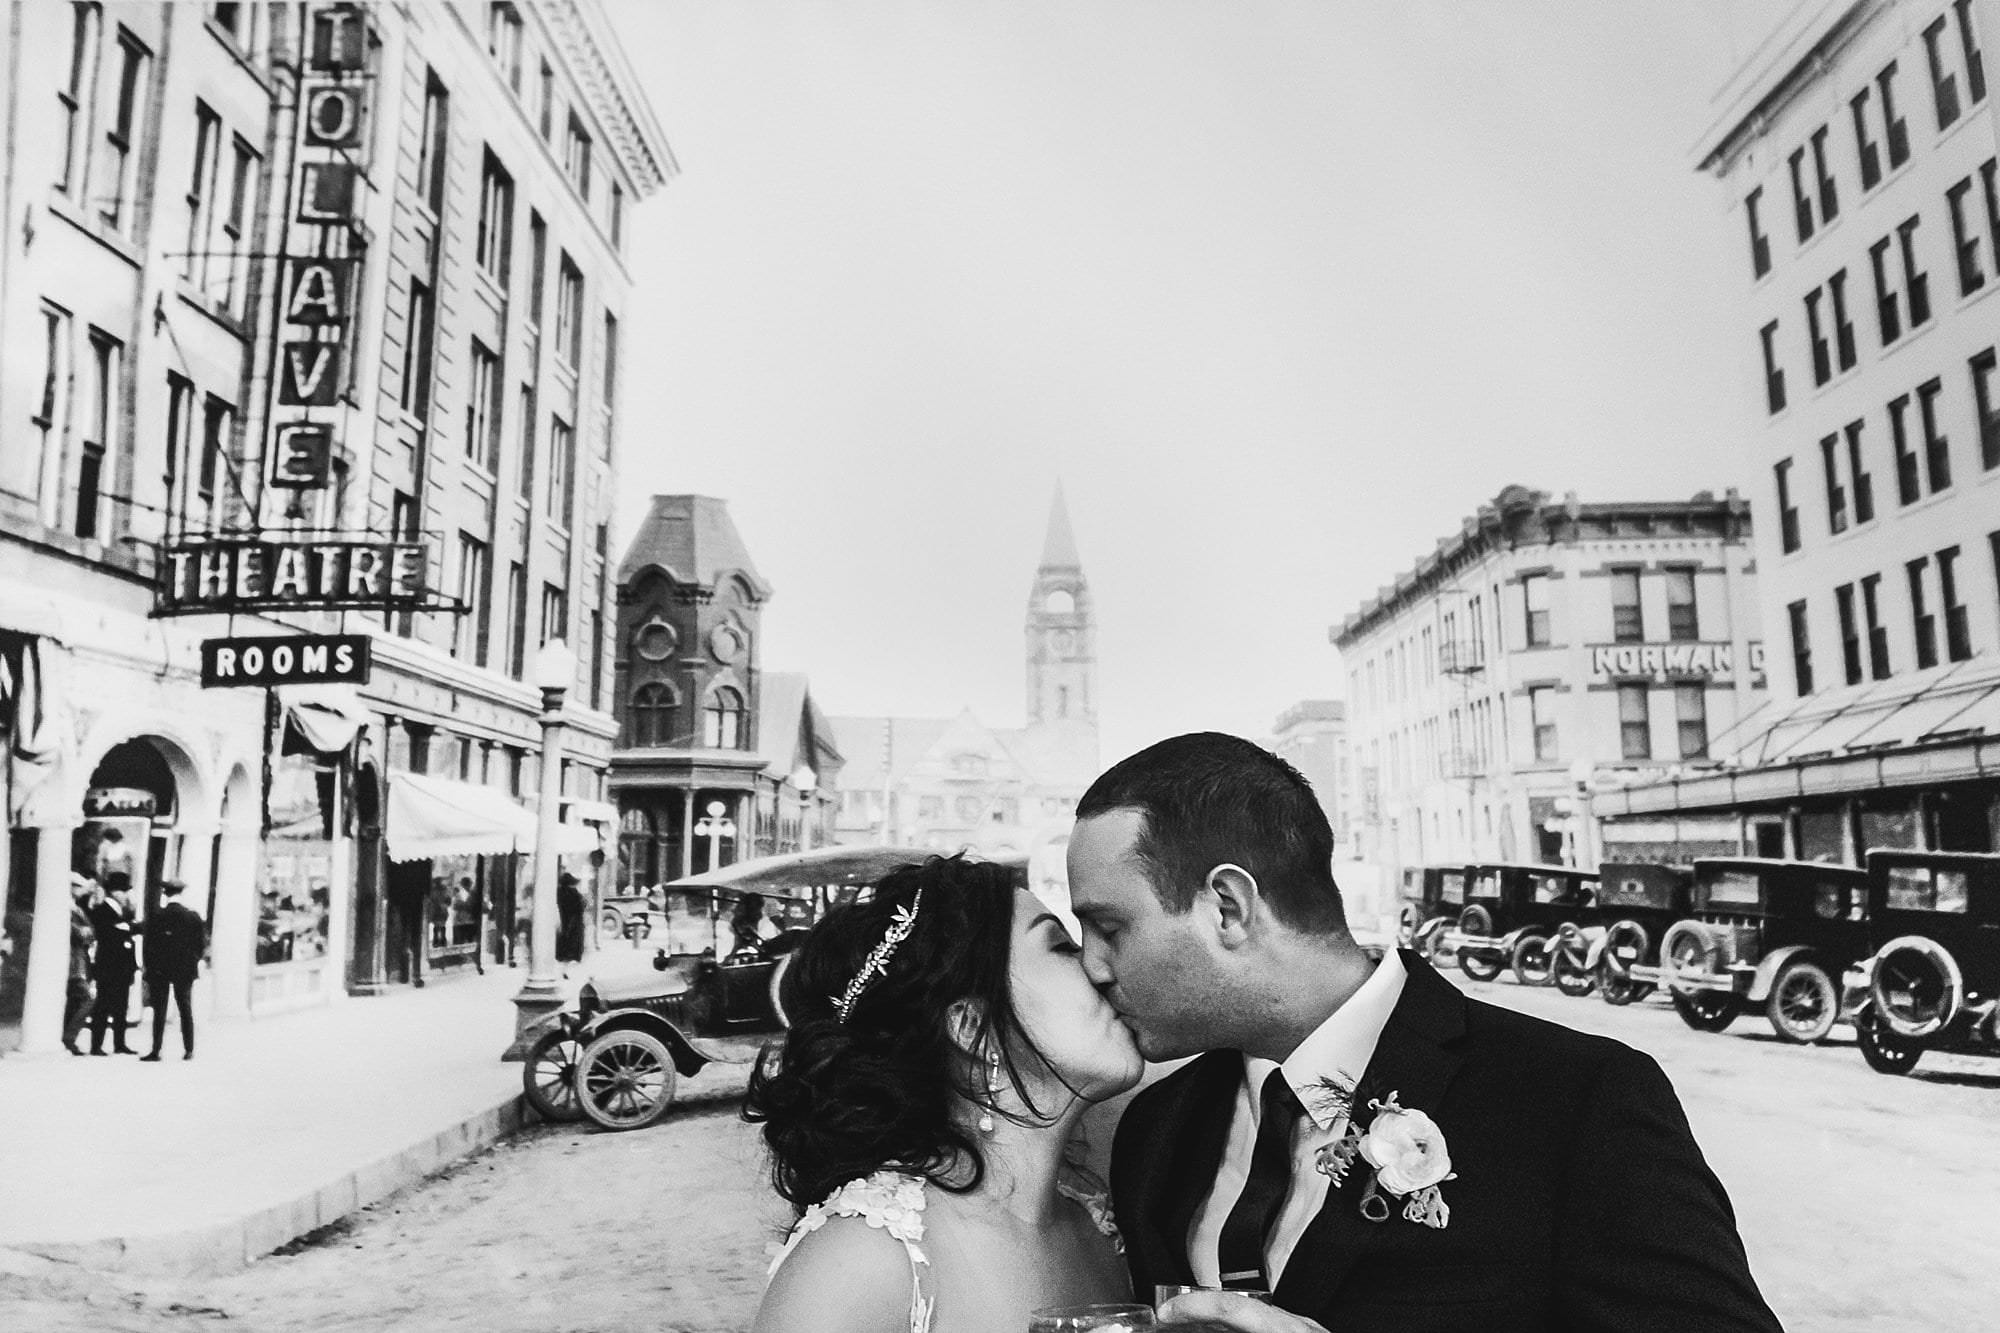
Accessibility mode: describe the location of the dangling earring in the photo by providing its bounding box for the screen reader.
[978,1046,1001,1134]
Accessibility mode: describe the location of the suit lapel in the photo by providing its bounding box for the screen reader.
[1144,1050,1240,1287]
[1275,951,1469,1311]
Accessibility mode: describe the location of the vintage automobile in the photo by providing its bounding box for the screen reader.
[1548,862,1693,1004]
[1444,863,1598,986]
[1851,849,2000,1076]
[1397,864,1470,959]
[1657,857,1872,1043]
[522,845,949,1131]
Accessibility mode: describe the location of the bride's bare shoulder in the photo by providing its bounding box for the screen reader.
[756,1213,919,1333]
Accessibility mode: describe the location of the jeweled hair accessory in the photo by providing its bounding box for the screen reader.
[832,887,924,1022]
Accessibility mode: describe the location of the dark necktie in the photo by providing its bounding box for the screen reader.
[1217,1068,1303,1290]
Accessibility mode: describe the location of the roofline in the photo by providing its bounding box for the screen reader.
[1688,0,1878,176]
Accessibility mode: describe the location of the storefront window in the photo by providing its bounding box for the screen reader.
[428,853,485,952]
[260,754,333,966]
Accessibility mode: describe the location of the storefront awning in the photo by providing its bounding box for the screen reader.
[279,685,370,756]
[561,797,620,825]
[386,772,599,863]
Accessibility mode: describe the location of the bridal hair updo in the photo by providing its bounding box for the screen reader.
[743,854,1051,1212]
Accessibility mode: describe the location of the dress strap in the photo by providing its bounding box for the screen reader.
[767,1172,935,1333]
[1055,1177,1125,1254]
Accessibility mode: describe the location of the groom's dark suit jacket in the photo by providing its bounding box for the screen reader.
[1111,951,1784,1332]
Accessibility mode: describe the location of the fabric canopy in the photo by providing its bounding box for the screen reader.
[385,772,599,863]
[279,684,370,756]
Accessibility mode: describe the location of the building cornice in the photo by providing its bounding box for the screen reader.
[1689,0,1879,176]
[540,0,678,196]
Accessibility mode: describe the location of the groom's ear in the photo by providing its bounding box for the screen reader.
[1204,863,1260,948]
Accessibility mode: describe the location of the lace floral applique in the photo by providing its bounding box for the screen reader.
[768,1172,935,1333]
[1055,1178,1125,1255]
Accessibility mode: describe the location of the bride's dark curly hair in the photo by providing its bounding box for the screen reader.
[742,854,1057,1212]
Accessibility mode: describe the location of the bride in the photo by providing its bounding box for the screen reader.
[746,854,1145,1332]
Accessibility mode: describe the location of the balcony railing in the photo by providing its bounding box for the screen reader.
[1439,640,1486,674]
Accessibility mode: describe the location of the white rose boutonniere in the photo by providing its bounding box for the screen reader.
[1312,1090,1457,1230]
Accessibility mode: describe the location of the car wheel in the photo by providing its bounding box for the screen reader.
[1458,904,1494,938]
[768,952,796,1029]
[1599,966,1650,1006]
[1660,920,1721,981]
[1857,1006,1923,1076]
[1511,935,1554,987]
[1553,947,1597,997]
[1869,936,1963,1039]
[1416,917,1452,963]
[1671,988,1737,1033]
[598,907,624,940]
[1397,903,1422,947]
[521,1029,586,1123]
[1457,946,1502,982]
[1765,958,1839,1044]
[577,1029,679,1132]
[1601,919,1650,978]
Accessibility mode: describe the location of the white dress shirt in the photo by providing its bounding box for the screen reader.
[1188,949,1408,1289]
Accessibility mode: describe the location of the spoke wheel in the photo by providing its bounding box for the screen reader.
[521,1030,586,1122]
[1553,947,1597,997]
[1671,988,1738,1033]
[1765,959,1838,1044]
[1856,1006,1923,1076]
[1511,935,1554,987]
[1458,947,1502,982]
[1396,904,1422,947]
[577,1029,679,1132]
[1599,965,1651,1007]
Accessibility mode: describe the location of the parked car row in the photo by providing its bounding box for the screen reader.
[1397,850,2000,1078]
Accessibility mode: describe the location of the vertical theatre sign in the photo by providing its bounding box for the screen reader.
[273,4,372,492]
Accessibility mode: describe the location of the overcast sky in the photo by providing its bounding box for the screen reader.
[601,1,1789,763]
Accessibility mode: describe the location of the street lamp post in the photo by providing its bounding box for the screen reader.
[693,800,736,872]
[503,639,575,1061]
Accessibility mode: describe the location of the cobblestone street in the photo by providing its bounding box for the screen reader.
[5,972,1997,1332]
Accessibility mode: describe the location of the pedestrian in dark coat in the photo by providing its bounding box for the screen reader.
[141,880,204,1061]
[87,881,139,1054]
[61,875,98,1056]
[555,872,585,971]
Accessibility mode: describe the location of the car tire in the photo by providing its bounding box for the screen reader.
[1660,920,1722,982]
[1553,947,1597,997]
[1869,935,1963,1040]
[1765,958,1839,1044]
[1857,1005,1923,1076]
[1397,903,1422,947]
[1458,904,1494,938]
[1511,934,1554,987]
[768,951,796,1029]
[1601,919,1650,978]
[521,1029,586,1123]
[577,1029,679,1132]
[598,907,624,940]
[1671,988,1738,1032]
[1598,966,1651,1006]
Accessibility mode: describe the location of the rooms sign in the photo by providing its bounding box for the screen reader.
[201,635,372,688]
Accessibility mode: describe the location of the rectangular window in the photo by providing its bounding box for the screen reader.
[1900,217,1932,326]
[1820,433,1849,533]
[57,2,101,195]
[467,339,502,468]
[476,150,514,285]
[34,303,72,454]
[1908,556,1939,669]
[564,112,593,200]
[1881,61,1912,167]
[98,30,150,231]
[538,59,555,140]
[589,609,605,709]
[1522,573,1551,647]
[556,255,583,368]
[1610,568,1643,642]
[506,561,528,677]
[610,181,626,251]
[1529,686,1557,762]
[515,383,537,501]
[1775,458,1801,552]
[1618,683,1652,761]
[399,277,436,417]
[163,372,192,520]
[1938,546,1972,662]
[1836,582,1863,685]
[1870,237,1902,343]
[1788,147,1815,242]
[1846,420,1875,523]
[1829,269,1856,371]
[1675,684,1709,760]
[1810,124,1839,223]
[1957,0,1986,104]
[1971,348,2000,470]
[1949,177,1986,294]
[1918,377,1952,492]
[1788,599,1814,696]
[1986,160,2000,284]
[541,582,569,647]
[1927,15,1963,129]
[1665,567,1699,641]
[455,534,491,665]
[219,137,257,314]
[200,394,232,506]
[1862,572,1891,680]
[527,211,547,326]
[1760,320,1786,413]
[418,71,449,213]
[1805,288,1831,386]
[1890,393,1920,504]
[602,310,620,431]
[488,2,523,92]
[1851,88,1882,189]
[1745,187,1771,277]
[547,414,575,522]
[76,329,119,539]
[184,103,220,283]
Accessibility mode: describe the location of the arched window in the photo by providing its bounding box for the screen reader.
[703,685,745,749]
[630,681,676,746]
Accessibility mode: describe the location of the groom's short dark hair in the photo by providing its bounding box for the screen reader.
[1076,731,1344,934]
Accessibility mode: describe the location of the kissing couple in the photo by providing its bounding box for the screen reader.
[749,732,1784,1332]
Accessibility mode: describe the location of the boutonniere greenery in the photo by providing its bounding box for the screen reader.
[1306,1079,1455,1230]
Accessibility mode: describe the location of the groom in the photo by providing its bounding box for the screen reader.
[1068,733,1783,1332]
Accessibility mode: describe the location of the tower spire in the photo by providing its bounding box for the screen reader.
[1039,482,1081,570]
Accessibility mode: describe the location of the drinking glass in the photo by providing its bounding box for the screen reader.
[1027,1303,1158,1332]
[1152,1284,1271,1306]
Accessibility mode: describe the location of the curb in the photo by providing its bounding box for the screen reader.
[4,1093,529,1278]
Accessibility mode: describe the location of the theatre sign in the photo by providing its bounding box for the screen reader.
[1589,642,1766,681]
[159,538,431,614]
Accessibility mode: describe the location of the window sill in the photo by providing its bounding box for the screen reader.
[41,190,143,269]
[174,281,251,340]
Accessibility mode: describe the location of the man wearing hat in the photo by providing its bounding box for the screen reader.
[88,877,140,1055]
[141,880,205,1062]
[61,874,98,1056]
[555,872,585,977]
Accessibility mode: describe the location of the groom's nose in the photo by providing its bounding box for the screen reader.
[1080,936,1114,989]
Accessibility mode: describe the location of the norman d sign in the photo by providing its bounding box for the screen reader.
[201,635,372,688]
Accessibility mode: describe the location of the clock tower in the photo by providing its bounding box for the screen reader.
[1025,484,1095,728]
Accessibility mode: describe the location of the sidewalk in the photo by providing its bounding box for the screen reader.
[0,957,638,1277]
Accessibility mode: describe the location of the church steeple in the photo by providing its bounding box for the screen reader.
[1026,484,1095,727]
